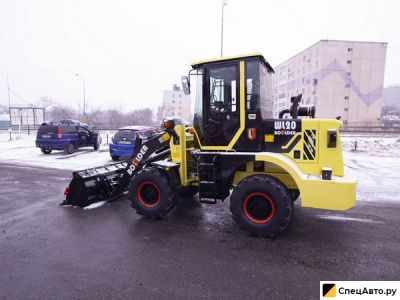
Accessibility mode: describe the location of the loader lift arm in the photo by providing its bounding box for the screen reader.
[63,129,175,207]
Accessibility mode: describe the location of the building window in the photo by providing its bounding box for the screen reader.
[347,60,352,64]
[346,72,351,76]
[344,108,348,112]
[348,48,353,52]
[345,84,350,88]
[172,100,175,103]
[345,96,349,100]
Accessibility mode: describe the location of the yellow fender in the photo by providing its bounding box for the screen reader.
[255,152,356,211]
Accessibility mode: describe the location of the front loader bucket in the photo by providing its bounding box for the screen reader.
[63,162,128,207]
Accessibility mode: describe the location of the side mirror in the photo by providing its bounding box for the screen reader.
[181,76,190,95]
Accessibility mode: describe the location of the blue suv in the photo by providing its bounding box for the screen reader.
[36,122,101,154]
[109,126,160,161]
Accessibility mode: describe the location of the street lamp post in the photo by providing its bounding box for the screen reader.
[75,74,86,116]
[220,0,227,57]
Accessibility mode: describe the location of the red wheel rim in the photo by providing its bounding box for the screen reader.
[243,192,275,224]
[137,181,160,208]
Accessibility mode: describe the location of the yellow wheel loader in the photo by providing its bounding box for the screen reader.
[63,53,356,237]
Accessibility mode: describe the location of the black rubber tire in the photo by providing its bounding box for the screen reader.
[41,147,52,154]
[64,142,75,154]
[230,175,293,238]
[129,167,175,218]
[111,156,119,161]
[289,189,300,202]
[176,186,199,198]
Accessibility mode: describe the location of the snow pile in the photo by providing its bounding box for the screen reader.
[341,135,400,157]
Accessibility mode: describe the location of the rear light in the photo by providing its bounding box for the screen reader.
[57,126,62,139]
[64,187,70,196]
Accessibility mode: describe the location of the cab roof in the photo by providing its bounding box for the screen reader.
[191,53,274,73]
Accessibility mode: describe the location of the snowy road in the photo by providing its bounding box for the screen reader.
[0,162,399,299]
[0,132,400,298]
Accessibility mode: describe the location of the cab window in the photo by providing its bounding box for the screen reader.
[245,60,273,118]
[207,64,238,114]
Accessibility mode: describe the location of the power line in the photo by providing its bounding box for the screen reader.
[8,87,36,107]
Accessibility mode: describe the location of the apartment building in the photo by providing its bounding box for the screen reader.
[383,85,400,107]
[272,40,387,125]
[159,84,191,122]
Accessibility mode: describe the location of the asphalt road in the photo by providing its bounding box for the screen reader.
[0,163,399,299]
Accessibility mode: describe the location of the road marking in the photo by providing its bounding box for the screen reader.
[316,215,383,224]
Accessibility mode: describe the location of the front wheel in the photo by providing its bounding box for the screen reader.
[230,175,293,238]
[41,147,52,154]
[64,142,75,154]
[129,167,175,218]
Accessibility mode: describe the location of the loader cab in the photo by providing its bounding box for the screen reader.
[188,54,274,151]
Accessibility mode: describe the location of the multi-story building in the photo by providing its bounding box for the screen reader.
[272,40,387,125]
[383,85,400,108]
[159,84,191,122]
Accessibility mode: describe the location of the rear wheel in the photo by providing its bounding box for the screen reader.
[41,147,52,154]
[230,175,293,238]
[129,167,175,218]
[289,189,300,202]
[64,142,75,154]
[111,155,119,161]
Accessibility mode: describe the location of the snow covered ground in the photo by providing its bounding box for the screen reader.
[341,134,400,158]
[0,131,399,204]
[0,132,113,170]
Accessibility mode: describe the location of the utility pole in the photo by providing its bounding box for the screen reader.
[6,75,11,124]
[75,74,87,122]
[220,0,227,57]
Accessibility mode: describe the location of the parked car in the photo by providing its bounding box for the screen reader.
[109,126,160,161]
[36,122,101,154]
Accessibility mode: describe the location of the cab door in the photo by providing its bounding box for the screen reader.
[203,62,242,147]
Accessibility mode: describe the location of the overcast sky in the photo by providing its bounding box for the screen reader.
[0,0,399,112]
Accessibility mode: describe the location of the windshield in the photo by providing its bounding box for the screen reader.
[38,125,57,134]
[114,129,139,140]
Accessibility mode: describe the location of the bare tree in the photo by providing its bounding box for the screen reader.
[47,105,78,122]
